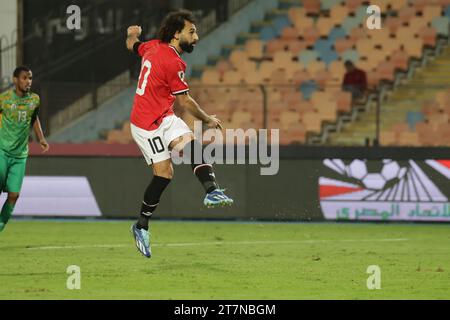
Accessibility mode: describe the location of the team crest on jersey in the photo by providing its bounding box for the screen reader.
[178,71,187,84]
[11,104,17,110]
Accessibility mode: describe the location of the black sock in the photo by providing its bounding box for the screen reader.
[193,164,218,194]
[183,140,219,194]
[137,175,171,230]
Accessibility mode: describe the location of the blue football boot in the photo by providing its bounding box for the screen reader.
[131,223,151,258]
[204,189,234,208]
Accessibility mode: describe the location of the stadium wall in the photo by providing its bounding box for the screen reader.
[24,146,450,222]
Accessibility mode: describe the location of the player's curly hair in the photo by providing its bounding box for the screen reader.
[158,10,196,43]
[13,66,31,78]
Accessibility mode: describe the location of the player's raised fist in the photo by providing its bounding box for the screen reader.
[127,25,142,37]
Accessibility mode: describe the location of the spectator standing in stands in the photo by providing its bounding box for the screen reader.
[342,60,367,100]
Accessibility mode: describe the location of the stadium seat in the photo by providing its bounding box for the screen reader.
[389,0,408,11]
[317,102,338,122]
[258,61,277,81]
[273,50,295,68]
[376,61,396,82]
[432,16,450,36]
[380,130,397,146]
[341,16,361,34]
[328,27,347,42]
[418,26,438,47]
[245,39,264,59]
[303,111,322,133]
[384,17,402,34]
[408,17,431,34]
[229,50,248,67]
[201,69,222,85]
[349,27,367,42]
[279,127,306,144]
[292,69,313,85]
[411,0,433,11]
[281,26,299,40]
[266,39,288,55]
[341,49,359,63]
[328,60,346,83]
[303,0,322,15]
[316,18,336,36]
[216,60,233,75]
[280,110,301,129]
[416,122,438,146]
[298,50,320,66]
[398,6,417,24]
[390,50,409,71]
[287,40,309,55]
[322,0,343,11]
[402,39,424,59]
[273,16,292,35]
[334,38,356,54]
[260,26,278,41]
[269,69,289,85]
[314,69,333,88]
[288,7,306,24]
[445,5,450,18]
[406,111,425,130]
[236,60,257,76]
[422,5,443,23]
[330,5,349,24]
[306,61,327,74]
[292,17,314,33]
[398,131,421,146]
[223,70,243,85]
[301,26,321,45]
[336,91,352,113]
[300,80,319,100]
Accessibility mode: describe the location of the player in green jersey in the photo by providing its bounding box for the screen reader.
[0,66,49,232]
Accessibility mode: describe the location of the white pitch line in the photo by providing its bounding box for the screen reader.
[26,238,409,251]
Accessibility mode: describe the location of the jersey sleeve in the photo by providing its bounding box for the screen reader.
[166,60,189,95]
[137,40,156,57]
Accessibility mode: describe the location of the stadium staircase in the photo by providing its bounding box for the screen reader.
[327,41,450,146]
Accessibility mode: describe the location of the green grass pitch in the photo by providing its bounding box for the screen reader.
[0,220,449,299]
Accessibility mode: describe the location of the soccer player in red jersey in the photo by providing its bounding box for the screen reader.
[126,10,233,258]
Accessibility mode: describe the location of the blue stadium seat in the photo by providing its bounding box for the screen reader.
[260,25,278,41]
[314,39,333,52]
[445,5,450,18]
[328,26,347,42]
[321,0,343,10]
[341,16,361,34]
[272,16,291,35]
[341,49,359,63]
[355,5,369,23]
[406,111,425,131]
[299,80,318,100]
[320,50,339,65]
[432,16,450,36]
[314,39,338,65]
[298,50,320,66]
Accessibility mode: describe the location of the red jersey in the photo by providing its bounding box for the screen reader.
[131,40,189,130]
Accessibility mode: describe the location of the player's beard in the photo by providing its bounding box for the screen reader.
[180,40,195,53]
